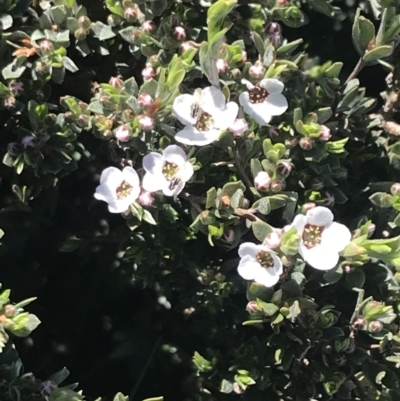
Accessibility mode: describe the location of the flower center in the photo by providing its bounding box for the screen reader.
[302,223,324,249]
[194,112,214,132]
[116,180,133,199]
[162,162,179,180]
[256,251,274,268]
[249,85,268,104]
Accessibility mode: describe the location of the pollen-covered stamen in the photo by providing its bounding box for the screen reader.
[116,180,133,199]
[162,161,179,181]
[302,223,324,249]
[249,85,269,104]
[195,112,214,132]
[256,250,274,268]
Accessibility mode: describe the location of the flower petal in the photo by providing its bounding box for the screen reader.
[260,79,284,94]
[108,199,131,214]
[253,267,280,287]
[175,125,220,146]
[302,245,339,271]
[122,167,140,188]
[173,94,195,125]
[163,144,188,166]
[201,86,226,113]
[265,94,288,116]
[143,152,164,175]
[238,242,259,258]
[214,102,239,130]
[94,183,116,203]
[321,222,351,252]
[179,161,194,183]
[142,172,165,193]
[162,180,185,197]
[307,206,333,227]
[292,214,307,236]
[248,102,272,125]
[238,256,260,280]
[100,167,122,186]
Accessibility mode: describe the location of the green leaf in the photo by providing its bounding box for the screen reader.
[352,9,375,55]
[48,368,70,385]
[193,351,214,372]
[363,45,393,62]
[308,0,334,17]
[258,300,279,317]
[316,107,332,123]
[252,221,273,242]
[91,21,116,41]
[253,197,271,215]
[207,0,237,42]
[62,57,79,73]
[123,77,138,97]
[251,31,265,57]
[113,393,129,401]
[276,39,303,55]
[149,0,168,16]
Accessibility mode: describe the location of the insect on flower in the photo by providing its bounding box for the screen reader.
[189,88,203,123]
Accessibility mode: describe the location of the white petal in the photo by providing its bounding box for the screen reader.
[201,86,226,113]
[108,199,131,214]
[307,206,333,227]
[265,94,288,116]
[175,126,221,146]
[239,91,250,108]
[173,94,195,125]
[292,214,307,236]
[122,167,140,188]
[321,222,351,252]
[238,242,259,258]
[214,102,239,130]
[163,144,188,166]
[143,152,164,175]
[238,256,260,280]
[270,252,283,275]
[179,161,194,182]
[253,267,280,287]
[302,245,339,271]
[260,79,284,94]
[94,183,116,203]
[100,167,123,186]
[142,172,165,192]
[162,180,185,197]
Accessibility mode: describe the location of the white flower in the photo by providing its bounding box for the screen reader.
[291,206,351,271]
[239,79,288,125]
[142,145,194,196]
[94,167,141,213]
[238,242,283,287]
[173,86,239,146]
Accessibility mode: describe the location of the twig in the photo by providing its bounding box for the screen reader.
[233,150,254,191]
[344,58,366,85]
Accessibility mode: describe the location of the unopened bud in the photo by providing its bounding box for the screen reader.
[285,137,298,148]
[3,96,16,109]
[265,22,282,47]
[139,115,155,131]
[229,118,248,137]
[302,202,316,212]
[109,76,124,88]
[324,191,335,206]
[391,183,400,196]
[263,232,281,249]
[277,161,292,178]
[320,125,331,141]
[352,317,366,330]
[142,66,156,81]
[173,26,186,40]
[246,301,259,314]
[254,171,271,191]
[249,63,265,79]
[107,14,122,26]
[4,305,15,318]
[367,223,376,238]
[368,320,383,332]
[266,22,282,34]
[114,125,131,142]
[216,59,228,73]
[180,41,198,52]
[138,93,154,109]
[299,137,314,150]
[138,190,154,207]
[74,27,87,41]
[124,7,137,22]
[380,193,393,208]
[270,179,286,192]
[78,16,91,30]
[40,40,53,54]
[9,80,24,96]
[141,20,155,33]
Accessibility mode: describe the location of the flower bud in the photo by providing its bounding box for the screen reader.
[3,96,16,109]
[139,115,155,131]
[367,223,376,238]
[141,20,155,33]
[9,80,24,96]
[22,136,35,148]
[368,320,383,333]
[78,114,89,126]
[320,125,331,141]
[138,93,154,109]
[74,27,87,41]
[228,118,248,137]
[263,231,281,249]
[285,137,298,148]
[7,142,20,156]
[249,63,265,79]
[266,22,282,34]
[254,171,271,191]
[39,40,53,54]
[324,191,335,206]
[299,137,314,150]
[114,125,131,142]
[180,41,198,52]
[107,14,122,26]
[270,179,286,192]
[216,58,228,73]
[276,161,292,178]
[173,26,186,40]
[352,317,366,330]
[138,190,155,207]
[124,7,137,22]
[4,305,15,318]
[142,66,156,81]
[266,22,282,47]
[246,301,259,314]
[109,76,124,88]
[78,16,91,30]
[391,183,400,196]
[302,202,316,212]
[380,193,393,207]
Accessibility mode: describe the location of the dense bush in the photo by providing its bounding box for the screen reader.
[1,0,400,400]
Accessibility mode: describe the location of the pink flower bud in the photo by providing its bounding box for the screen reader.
[4,305,15,317]
[124,7,137,22]
[180,41,198,52]
[254,171,271,191]
[277,161,292,178]
[302,202,316,212]
[246,301,259,314]
[141,20,155,33]
[139,115,155,131]
[263,232,281,249]
[40,40,53,54]
[138,190,155,207]
[285,137,298,148]
[266,22,282,34]
[249,63,265,79]
[320,125,331,141]
[241,51,247,63]
[173,26,186,40]
[142,66,156,81]
[270,179,286,192]
[367,223,376,238]
[9,80,24,96]
[138,93,154,109]
[109,76,124,88]
[353,317,366,330]
[391,183,400,196]
[216,58,228,73]
[114,125,131,142]
[278,0,288,5]
[229,118,248,137]
[368,320,383,332]
[299,137,314,150]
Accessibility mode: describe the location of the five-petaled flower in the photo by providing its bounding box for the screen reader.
[94,167,141,213]
[142,145,194,196]
[173,86,238,146]
[239,79,288,125]
[291,206,351,271]
[238,242,283,287]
